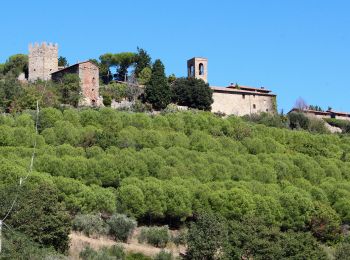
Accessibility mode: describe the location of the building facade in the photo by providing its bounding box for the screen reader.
[289,108,350,122]
[187,57,277,116]
[211,85,276,116]
[28,42,58,81]
[51,61,102,106]
[187,57,208,83]
[28,42,102,107]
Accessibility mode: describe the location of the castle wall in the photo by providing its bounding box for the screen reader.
[211,90,275,116]
[28,43,58,81]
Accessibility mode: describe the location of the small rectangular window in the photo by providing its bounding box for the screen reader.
[253,104,256,109]
[242,94,245,99]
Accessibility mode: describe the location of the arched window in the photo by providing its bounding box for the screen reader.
[199,63,204,75]
[189,65,195,77]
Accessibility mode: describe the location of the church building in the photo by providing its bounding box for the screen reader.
[187,57,277,116]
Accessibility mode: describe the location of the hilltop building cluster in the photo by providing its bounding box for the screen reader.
[27,42,102,106]
[289,108,350,122]
[27,42,278,115]
[187,57,277,116]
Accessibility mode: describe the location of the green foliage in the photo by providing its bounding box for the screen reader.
[100,82,128,104]
[325,118,350,133]
[57,73,81,106]
[72,214,107,237]
[171,77,213,111]
[117,185,146,218]
[243,112,287,128]
[80,245,126,260]
[2,230,66,260]
[139,226,170,248]
[310,202,341,243]
[2,54,28,78]
[154,250,173,260]
[0,180,71,253]
[1,108,350,256]
[145,59,171,109]
[288,111,310,130]
[186,213,229,260]
[100,52,136,81]
[107,214,137,242]
[134,47,151,77]
[58,56,69,67]
[137,67,152,85]
[288,111,329,134]
[227,216,328,259]
[334,241,350,260]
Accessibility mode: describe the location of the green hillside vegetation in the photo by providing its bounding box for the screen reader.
[0,108,350,258]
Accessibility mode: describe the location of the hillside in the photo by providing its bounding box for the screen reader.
[1,108,350,258]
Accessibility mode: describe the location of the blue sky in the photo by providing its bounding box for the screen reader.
[1,0,349,112]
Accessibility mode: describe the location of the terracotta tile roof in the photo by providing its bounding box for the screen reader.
[51,60,96,75]
[289,108,350,117]
[210,86,276,96]
[226,85,272,93]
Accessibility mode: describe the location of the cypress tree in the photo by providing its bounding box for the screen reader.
[145,59,171,110]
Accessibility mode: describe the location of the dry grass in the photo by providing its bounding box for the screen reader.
[69,227,185,260]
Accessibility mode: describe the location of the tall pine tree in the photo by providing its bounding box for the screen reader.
[145,59,171,110]
[134,47,151,77]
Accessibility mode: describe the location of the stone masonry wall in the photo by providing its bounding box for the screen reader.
[28,42,58,81]
[211,91,275,116]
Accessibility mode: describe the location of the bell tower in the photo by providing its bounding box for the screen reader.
[187,57,208,83]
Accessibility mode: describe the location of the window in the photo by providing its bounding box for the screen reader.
[92,89,94,92]
[189,65,194,77]
[242,94,245,99]
[199,63,204,75]
[266,109,269,112]
[253,95,256,98]
[253,104,256,109]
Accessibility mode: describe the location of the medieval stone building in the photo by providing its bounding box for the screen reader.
[28,42,101,106]
[187,57,277,116]
[28,42,58,81]
[51,61,101,106]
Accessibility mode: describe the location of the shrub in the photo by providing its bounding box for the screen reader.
[324,118,350,133]
[107,214,137,242]
[126,252,152,260]
[334,242,350,260]
[79,245,125,260]
[308,117,329,134]
[288,112,310,130]
[138,226,170,248]
[154,250,173,260]
[72,214,107,237]
[171,229,187,246]
[243,113,287,128]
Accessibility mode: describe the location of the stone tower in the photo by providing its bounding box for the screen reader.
[187,57,208,83]
[28,42,58,81]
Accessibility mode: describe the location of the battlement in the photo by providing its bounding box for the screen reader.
[29,42,58,50]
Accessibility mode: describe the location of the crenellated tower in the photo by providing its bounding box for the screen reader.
[28,42,58,81]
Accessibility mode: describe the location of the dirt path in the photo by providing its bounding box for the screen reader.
[69,230,183,260]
